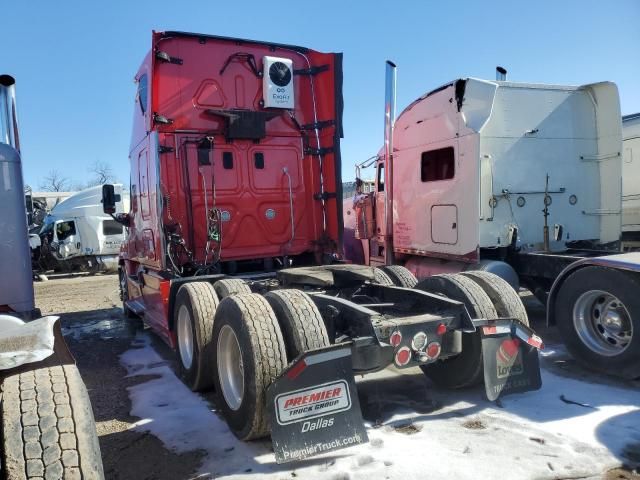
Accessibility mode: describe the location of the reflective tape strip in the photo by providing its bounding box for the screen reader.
[482,325,510,336]
[286,347,351,380]
[514,325,544,350]
[305,347,351,366]
[286,359,307,380]
[527,335,544,350]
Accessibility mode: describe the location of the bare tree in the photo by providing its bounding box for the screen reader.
[71,181,88,191]
[39,170,70,192]
[86,161,117,186]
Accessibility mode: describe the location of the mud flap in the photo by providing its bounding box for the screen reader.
[480,321,543,401]
[267,344,368,464]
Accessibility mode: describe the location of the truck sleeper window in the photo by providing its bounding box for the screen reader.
[421,146,455,182]
[138,74,148,114]
[377,163,385,192]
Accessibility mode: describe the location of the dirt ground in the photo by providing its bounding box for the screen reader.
[33,274,640,480]
[34,274,203,480]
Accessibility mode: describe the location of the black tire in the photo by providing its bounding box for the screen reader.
[118,268,136,319]
[1,364,104,480]
[212,294,287,440]
[460,271,529,326]
[373,267,394,286]
[465,259,520,291]
[378,265,418,288]
[213,279,251,299]
[174,282,219,391]
[264,289,330,360]
[555,266,640,379]
[415,274,497,388]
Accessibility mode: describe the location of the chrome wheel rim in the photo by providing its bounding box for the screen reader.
[573,289,633,356]
[177,305,194,370]
[217,325,244,411]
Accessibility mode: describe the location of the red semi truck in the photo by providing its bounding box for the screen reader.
[103,31,544,462]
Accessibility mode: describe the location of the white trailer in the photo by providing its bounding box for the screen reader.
[347,66,640,378]
[36,185,129,273]
[622,113,640,248]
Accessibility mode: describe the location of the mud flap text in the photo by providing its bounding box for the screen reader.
[267,345,368,463]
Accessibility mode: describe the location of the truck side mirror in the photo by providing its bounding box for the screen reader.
[102,184,120,214]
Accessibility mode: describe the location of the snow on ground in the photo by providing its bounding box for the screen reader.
[120,334,640,480]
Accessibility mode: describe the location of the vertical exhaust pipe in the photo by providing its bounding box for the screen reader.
[0,75,19,150]
[383,61,396,264]
[0,74,35,316]
[496,66,507,81]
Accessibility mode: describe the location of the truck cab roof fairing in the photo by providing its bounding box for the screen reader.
[157,31,311,54]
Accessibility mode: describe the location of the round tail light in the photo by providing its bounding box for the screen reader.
[395,347,411,366]
[436,323,447,336]
[390,330,402,347]
[411,331,428,351]
[426,342,441,359]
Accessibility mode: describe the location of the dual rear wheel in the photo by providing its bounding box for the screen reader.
[173,269,529,438]
[173,280,330,440]
[374,265,418,288]
[415,271,528,388]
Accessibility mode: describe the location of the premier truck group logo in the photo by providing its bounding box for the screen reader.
[275,380,351,425]
[496,338,524,378]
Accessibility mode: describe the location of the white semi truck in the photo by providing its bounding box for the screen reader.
[346,65,640,378]
[622,113,640,249]
[34,185,129,273]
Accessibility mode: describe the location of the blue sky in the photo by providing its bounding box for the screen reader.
[4,0,639,189]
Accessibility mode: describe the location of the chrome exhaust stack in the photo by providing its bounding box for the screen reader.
[496,66,507,81]
[383,60,396,264]
[0,74,36,316]
[0,75,19,150]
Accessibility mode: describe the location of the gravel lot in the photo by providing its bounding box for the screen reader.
[35,274,203,480]
[33,274,639,480]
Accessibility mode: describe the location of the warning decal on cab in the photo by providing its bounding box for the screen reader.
[275,380,351,425]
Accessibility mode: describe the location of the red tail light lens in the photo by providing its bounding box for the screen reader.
[395,347,411,366]
[426,342,441,359]
[436,323,447,336]
[390,330,402,347]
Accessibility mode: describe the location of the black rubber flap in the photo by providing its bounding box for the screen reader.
[267,344,368,463]
[482,326,542,401]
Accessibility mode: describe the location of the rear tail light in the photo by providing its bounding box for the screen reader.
[411,332,427,351]
[390,330,402,347]
[436,323,447,336]
[426,342,441,359]
[395,347,411,366]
